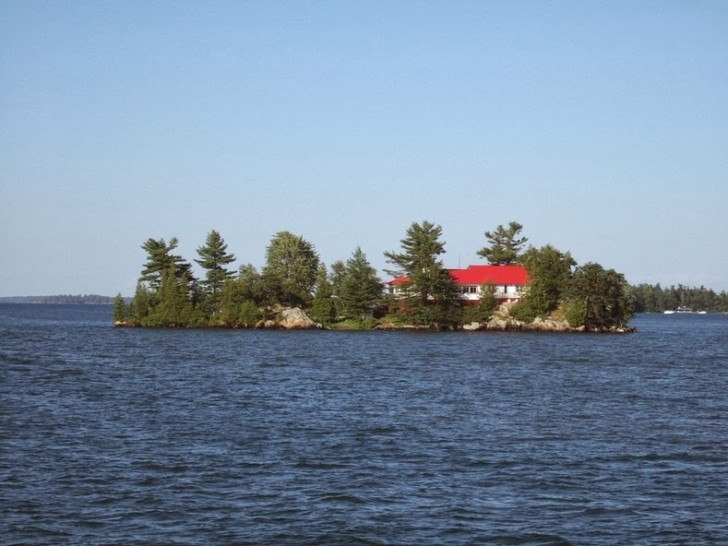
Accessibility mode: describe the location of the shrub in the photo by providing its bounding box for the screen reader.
[565,300,586,328]
[509,300,537,323]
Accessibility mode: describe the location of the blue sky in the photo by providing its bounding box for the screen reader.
[2,1,727,296]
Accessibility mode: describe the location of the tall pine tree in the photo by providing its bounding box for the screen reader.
[477,221,528,265]
[195,230,236,313]
[385,221,460,327]
[339,247,382,321]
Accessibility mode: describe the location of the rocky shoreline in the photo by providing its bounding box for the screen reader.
[115,306,634,333]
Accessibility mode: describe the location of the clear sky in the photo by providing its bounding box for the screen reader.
[1,1,727,297]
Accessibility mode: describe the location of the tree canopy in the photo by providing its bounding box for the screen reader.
[139,237,194,289]
[520,244,576,317]
[566,263,633,329]
[195,230,236,312]
[339,247,382,321]
[385,221,460,327]
[477,221,528,265]
[261,231,320,307]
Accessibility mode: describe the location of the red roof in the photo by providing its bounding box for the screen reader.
[450,265,529,285]
[388,265,529,286]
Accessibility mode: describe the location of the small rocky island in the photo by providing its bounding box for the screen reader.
[113,222,635,333]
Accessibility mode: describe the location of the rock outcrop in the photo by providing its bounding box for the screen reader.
[255,307,320,329]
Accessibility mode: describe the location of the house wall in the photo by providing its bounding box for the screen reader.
[458,284,525,302]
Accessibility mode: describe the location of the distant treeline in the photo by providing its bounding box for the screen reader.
[628,284,728,313]
[0,295,116,305]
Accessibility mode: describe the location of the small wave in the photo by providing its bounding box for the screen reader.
[478,533,573,545]
[317,493,367,505]
[294,458,351,470]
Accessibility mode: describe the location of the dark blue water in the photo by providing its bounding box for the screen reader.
[2,304,727,545]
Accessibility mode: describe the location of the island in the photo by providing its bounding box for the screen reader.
[112,222,648,332]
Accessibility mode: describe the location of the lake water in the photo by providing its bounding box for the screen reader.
[1,304,727,545]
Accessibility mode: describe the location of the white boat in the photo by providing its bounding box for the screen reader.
[664,306,707,314]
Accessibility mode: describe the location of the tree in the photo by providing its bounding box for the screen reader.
[217,279,261,327]
[385,220,460,327]
[146,265,201,327]
[463,283,498,323]
[310,264,337,326]
[195,230,236,312]
[329,260,347,297]
[477,221,528,265]
[260,231,320,307]
[339,247,383,321]
[139,237,194,290]
[112,293,127,323]
[566,262,633,330]
[520,244,576,317]
[216,265,263,327]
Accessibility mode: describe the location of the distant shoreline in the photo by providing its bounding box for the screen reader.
[0,295,116,305]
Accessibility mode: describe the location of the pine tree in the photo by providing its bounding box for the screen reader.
[385,221,460,327]
[310,264,337,326]
[112,293,127,324]
[147,266,201,327]
[477,221,528,265]
[339,247,382,322]
[195,230,236,313]
[139,237,194,289]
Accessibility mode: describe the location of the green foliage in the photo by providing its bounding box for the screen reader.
[232,300,261,328]
[329,260,346,296]
[565,300,586,328]
[509,300,538,323]
[520,244,576,317]
[260,231,320,307]
[339,247,383,321]
[385,221,460,326]
[461,285,498,324]
[144,266,203,327]
[128,283,151,325]
[310,264,337,326]
[567,262,633,329]
[195,230,236,312]
[217,271,263,327]
[628,283,728,313]
[477,221,528,265]
[476,284,498,319]
[139,237,195,290]
[112,293,127,323]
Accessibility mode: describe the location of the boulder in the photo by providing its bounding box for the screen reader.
[278,307,319,330]
[462,321,482,331]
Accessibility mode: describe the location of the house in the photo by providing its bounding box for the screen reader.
[387,264,529,303]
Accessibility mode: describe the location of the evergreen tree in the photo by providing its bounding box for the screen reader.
[339,247,382,321]
[260,231,320,307]
[385,221,460,327]
[146,266,201,327]
[112,293,127,323]
[566,262,633,329]
[520,244,576,317]
[477,221,528,265]
[195,230,236,313]
[217,272,263,327]
[128,282,151,325]
[139,237,194,289]
[235,264,264,304]
[310,264,337,326]
[329,260,347,297]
